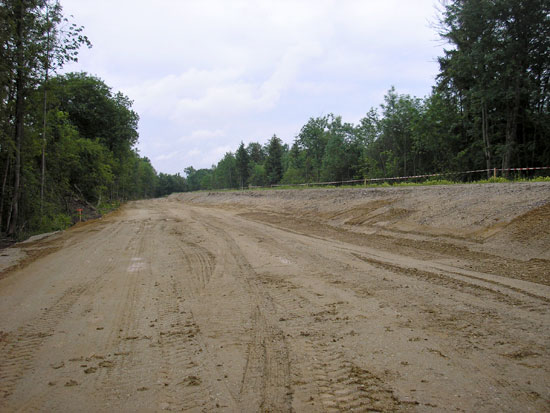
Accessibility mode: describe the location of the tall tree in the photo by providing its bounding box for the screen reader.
[265,134,284,184]
[235,141,250,189]
[246,142,265,164]
[39,1,90,214]
[297,116,329,181]
[213,152,237,189]
[364,88,422,177]
[320,115,361,182]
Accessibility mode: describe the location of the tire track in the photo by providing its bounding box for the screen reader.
[351,253,550,309]
[191,211,413,412]
[194,213,293,412]
[95,219,159,405]
[195,211,403,411]
[6,219,149,411]
[93,216,222,411]
[154,279,214,411]
[258,274,404,412]
[0,221,126,407]
[3,195,548,412]
[305,339,400,412]
[152,228,218,411]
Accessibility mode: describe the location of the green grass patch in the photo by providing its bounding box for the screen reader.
[238,175,550,191]
[98,200,121,216]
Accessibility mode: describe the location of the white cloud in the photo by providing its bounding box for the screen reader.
[62,0,445,174]
[154,152,180,162]
[124,40,323,128]
[179,129,225,143]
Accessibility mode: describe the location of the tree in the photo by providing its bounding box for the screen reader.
[265,135,284,184]
[38,1,91,214]
[297,116,329,181]
[327,114,362,180]
[246,142,265,164]
[0,0,89,235]
[48,73,139,198]
[437,0,550,171]
[249,164,267,186]
[50,73,138,156]
[213,152,237,189]
[362,88,422,178]
[157,172,186,196]
[356,108,380,177]
[281,141,306,184]
[321,134,349,182]
[413,90,464,173]
[235,141,250,189]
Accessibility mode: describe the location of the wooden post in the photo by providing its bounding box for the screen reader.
[493,168,497,179]
[77,208,83,222]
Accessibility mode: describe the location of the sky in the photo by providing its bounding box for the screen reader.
[60,0,446,175]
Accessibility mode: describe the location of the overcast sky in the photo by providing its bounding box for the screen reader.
[60,0,445,175]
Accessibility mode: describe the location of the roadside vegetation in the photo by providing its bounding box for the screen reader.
[203,176,550,193]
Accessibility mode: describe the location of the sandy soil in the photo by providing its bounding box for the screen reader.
[0,182,549,412]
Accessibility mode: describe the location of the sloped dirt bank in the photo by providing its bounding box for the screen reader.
[175,182,550,262]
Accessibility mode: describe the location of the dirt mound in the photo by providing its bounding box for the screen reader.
[496,202,550,241]
[487,202,550,259]
[173,182,550,260]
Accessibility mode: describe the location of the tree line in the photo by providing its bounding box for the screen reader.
[0,0,184,238]
[184,0,550,190]
[1,0,548,237]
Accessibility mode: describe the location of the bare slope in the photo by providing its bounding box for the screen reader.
[175,182,550,261]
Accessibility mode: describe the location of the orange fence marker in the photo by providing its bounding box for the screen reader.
[76,208,83,222]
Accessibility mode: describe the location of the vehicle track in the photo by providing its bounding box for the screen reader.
[192,213,293,412]
[192,210,405,412]
[0,220,128,409]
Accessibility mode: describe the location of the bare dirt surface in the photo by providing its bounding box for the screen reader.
[1,182,549,412]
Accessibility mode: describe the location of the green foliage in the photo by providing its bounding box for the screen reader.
[247,142,265,164]
[476,176,512,184]
[157,172,187,196]
[297,116,329,181]
[213,152,237,189]
[49,73,139,163]
[97,200,120,216]
[0,67,171,236]
[321,134,348,181]
[437,0,550,170]
[235,141,249,189]
[249,163,267,187]
[265,135,284,185]
[281,167,305,185]
[420,179,456,186]
[531,176,550,183]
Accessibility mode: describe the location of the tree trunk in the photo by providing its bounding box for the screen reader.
[8,2,25,236]
[41,4,53,218]
[502,79,521,174]
[41,75,48,217]
[0,156,11,232]
[481,101,492,178]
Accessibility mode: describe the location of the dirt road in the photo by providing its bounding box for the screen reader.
[1,184,549,412]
